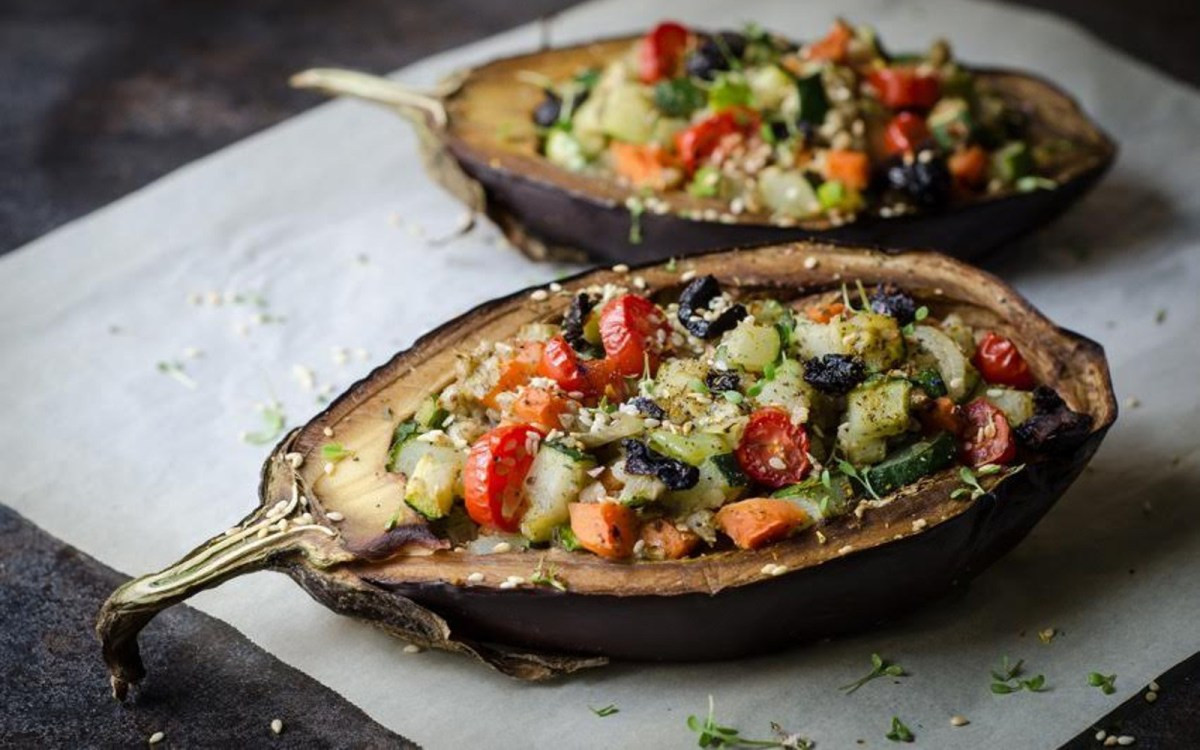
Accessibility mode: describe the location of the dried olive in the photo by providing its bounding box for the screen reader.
[869,283,917,324]
[622,439,699,490]
[532,90,562,127]
[1015,386,1094,452]
[562,292,596,351]
[705,369,740,393]
[677,275,747,339]
[885,146,951,209]
[803,354,867,395]
[629,396,666,420]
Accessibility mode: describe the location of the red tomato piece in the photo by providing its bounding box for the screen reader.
[883,112,931,155]
[598,294,670,377]
[973,332,1036,389]
[537,335,591,393]
[868,68,941,110]
[960,398,1016,467]
[674,108,760,171]
[804,20,852,63]
[463,423,545,531]
[639,21,689,83]
[735,408,812,488]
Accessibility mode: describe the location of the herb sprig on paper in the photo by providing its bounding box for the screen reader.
[840,652,906,695]
[885,716,915,743]
[686,695,780,748]
[990,656,1049,694]
[1088,672,1117,695]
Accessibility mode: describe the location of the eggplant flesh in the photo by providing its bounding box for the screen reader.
[292,38,1115,264]
[97,243,1116,695]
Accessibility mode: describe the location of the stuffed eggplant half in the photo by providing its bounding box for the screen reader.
[98,243,1115,694]
[292,19,1114,264]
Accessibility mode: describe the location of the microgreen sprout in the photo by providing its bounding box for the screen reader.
[590,704,619,717]
[990,656,1049,694]
[530,557,567,592]
[156,360,197,390]
[321,442,355,463]
[685,696,780,748]
[837,459,881,501]
[885,716,915,743]
[901,306,930,336]
[840,652,906,694]
[666,257,678,272]
[1088,672,1117,695]
[723,390,744,405]
[854,279,871,311]
[951,464,1023,500]
[241,401,286,445]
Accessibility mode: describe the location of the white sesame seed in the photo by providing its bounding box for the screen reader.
[912,518,928,532]
[760,563,776,576]
[950,715,969,727]
[1150,680,1160,692]
[803,256,819,270]
[466,572,484,584]
[837,544,854,555]
[322,426,334,438]
[270,718,284,735]
[680,270,698,282]
[499,580,518,590]
[326,511,344,522]
[1145,691,1158,703]
[1117,737,1135,746]
[769,564,788,576]
[149,732,165,745]
[549,282,563,293]
[612,264,630,273]
[1104,737,1118,747]
[492,541,512,554]
[506,575,525,584]
[331,347,348,366]
[402,644,422,654]
[530,289,549,301]
[767,456,788,471]
[1096,731,1107,741]
[256,527,269,539]
[632,539,646,556]
[323,462,335,475]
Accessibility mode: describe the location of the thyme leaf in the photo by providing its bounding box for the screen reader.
[885,716,914,743]
[840,652,906,694]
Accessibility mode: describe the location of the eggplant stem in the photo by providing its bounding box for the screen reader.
[95,479,348,701]
[290,68,448,127]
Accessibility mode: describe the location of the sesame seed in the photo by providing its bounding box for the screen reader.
[769,564,788,576]
[767,456,788,471]
[149,732,165,745]
[632,276,647,290]
[499,580,517,590]
[632,539,646,556]
[323,462,335,475]
[506,575,525,584]
[285,452,304,469]
[403,644,422,654]
[1096,731,1107,741]
[492,541,512,554]
[326,511,344,522]
[816,530,827,544]
[760,563,776,576]
[949,715,969,727]
[1117,737,1135,746]
[911,518,928,532]
[803,256,819,270]
[270,718,284,735]
[1104,737,1118,747]
[837,544,854,555]
[1145,691,1158,703]
[466,572,484,584]
[612,264,630,273]
[530,289,549,301]
[1150,680,1160,692]
[322,426,334,438]
[680,270,697,282]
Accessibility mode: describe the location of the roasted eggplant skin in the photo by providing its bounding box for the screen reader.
[293,38,1116,264]
[97,243,1116,694]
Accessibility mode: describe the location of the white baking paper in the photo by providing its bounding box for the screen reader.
[2,0,1198,746]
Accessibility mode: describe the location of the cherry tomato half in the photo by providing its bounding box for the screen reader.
[598,294,670,377]
[674,108,760,171]
[639,21,689,83]
[538,335,590,393]
[867,67,941,111]
[973,331,1036,389]
[960,398,1016,467]
[735,407,812,488]
[883,112,931,156]
[463,423,545,531]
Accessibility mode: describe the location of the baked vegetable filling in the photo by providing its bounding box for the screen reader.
[368,275,1091,560]
[531,19,1074,225]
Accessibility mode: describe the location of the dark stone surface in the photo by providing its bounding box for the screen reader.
[0,505,415,748]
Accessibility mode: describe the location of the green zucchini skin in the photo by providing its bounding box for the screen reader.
[866,432,959,496]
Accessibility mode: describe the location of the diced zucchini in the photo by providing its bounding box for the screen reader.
[910,368,948,398]
[648,430,731,466]
[773,472,855,520]
[611,458,667,507]
[386,420,420,472]
[404,449,465,520]
[573,410,645,449]
[794,72,829,126]
[757,166,820,219]
[909,325,979,402]
[928,97,972,148]
[837,378,913,465]
[746,65,794,110]
[716,319,781,373]
[520,442,595,542]
[544,128,588,171]
[600,84,657,144]
[984,387,1035,427]
[837,313,905,371]
[391,439,461,479]
[414,396,448,431]
[662,453,748,514]
[991,141,1033,184]
[864,431,957,496]
[791,319,844,360]
[752,359,814,416]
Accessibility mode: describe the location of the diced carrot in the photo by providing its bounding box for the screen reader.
[715,498,810,550]
[510,387,571,430]
[639,518,701,560]
[569,502,640,560]
[824,150,871,191]
[805,301,846,324]
[949,145,988,189]
[804,20,852,63]
[610,142,678,190]
[919,396,965,436]
[482,341,544,409]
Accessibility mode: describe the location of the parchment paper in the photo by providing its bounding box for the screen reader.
[3,0,1198,746]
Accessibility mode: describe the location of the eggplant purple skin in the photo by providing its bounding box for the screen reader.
[364,431,1103,661]
[457,152,1112,265]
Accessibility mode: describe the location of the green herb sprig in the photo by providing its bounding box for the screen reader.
[321,442,355,462]
[686,696,779,748]
[837,460,881,501]
[951,464,1024,500]
[241,401,286,445]
[901,306,930,337]
[590,704,619,717]
[885,716,915,743]
[840,652,906,695]
[1088,672,1117,695]
[530,558,567,592]
[990,656,1049,694]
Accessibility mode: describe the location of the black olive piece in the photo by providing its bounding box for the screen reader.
[562,292,596,351]
[885,145,951,209]
[629,396,666,421]
[684,31,745,81]
[869,283,917,325]
[677,275,748,339]
[1015,386,1094,453]
[532,90,562,128]
[622,439,699,490]
[803,354,867,395]
[768,120,791,142]
[705,370,740,393]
